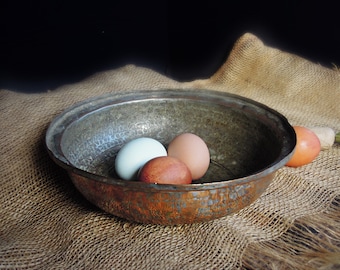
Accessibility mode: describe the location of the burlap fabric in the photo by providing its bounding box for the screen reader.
[1,33,339,269]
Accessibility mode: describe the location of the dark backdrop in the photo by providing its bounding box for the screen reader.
[1,1,339,92]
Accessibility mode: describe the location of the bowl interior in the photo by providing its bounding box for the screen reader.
[54,89,295,184]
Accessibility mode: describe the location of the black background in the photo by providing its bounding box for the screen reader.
[1,1,339,92]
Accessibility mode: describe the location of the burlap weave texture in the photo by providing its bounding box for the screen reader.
[1,33,339,269]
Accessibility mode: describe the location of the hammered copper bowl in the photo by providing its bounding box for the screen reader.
[45,89,296,225]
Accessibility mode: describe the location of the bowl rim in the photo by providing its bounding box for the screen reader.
[45,88,296,191]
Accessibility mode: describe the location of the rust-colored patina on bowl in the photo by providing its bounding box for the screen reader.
[45,89,296,225]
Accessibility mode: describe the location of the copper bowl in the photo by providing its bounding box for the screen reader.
[45,89,296,225]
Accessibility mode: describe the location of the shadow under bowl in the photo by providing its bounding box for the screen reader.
[45,89,296,225]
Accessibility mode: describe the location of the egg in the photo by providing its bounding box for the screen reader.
[115,137,167,180]
[138,156,192,184]
[167,133,210,180]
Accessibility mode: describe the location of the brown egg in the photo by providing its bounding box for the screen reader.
[138,156,192,184]
[167,133,210,180]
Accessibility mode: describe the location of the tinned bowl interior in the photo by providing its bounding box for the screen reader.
[46,89,296,225]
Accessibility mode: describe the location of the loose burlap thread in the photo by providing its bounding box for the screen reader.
[1,33,339,269]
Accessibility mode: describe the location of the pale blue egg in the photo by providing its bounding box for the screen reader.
[115,137,167,180]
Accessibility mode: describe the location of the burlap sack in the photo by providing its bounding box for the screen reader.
[1,33,339,269]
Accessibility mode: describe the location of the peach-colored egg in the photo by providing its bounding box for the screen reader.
[167,133,210,180]
[285,126,321,167]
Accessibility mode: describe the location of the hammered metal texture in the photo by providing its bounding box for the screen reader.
[46,89,296,225]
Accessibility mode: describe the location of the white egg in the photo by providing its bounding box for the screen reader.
[115,137,167,180]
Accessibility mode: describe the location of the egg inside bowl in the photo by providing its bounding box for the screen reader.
[45,89,296,225]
